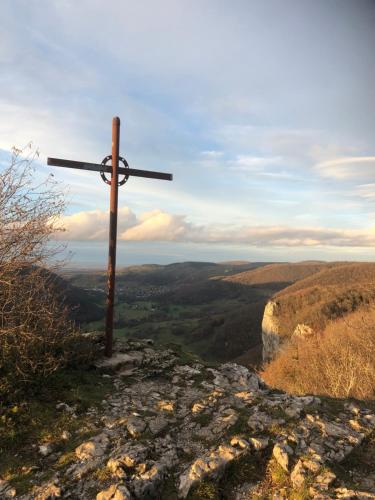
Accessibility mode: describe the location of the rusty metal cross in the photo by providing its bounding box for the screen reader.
[47,116,173,357]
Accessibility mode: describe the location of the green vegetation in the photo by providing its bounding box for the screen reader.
[0,367,113,494]
[68,262,280,364]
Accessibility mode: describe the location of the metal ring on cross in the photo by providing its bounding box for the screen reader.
[100,155,129,186]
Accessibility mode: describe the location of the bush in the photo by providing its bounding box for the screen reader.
[261,307,375,400]
[0,146,92,399]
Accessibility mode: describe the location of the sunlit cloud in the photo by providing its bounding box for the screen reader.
[56,206,375,248]
[57,207,136,240]
[314,157,375,180]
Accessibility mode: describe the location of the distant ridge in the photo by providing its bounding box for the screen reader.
[222,261,338,286]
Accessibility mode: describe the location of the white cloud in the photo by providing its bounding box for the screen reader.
[201,150,223,158]
[356,184,375,200]
[120,210,194,241]
[314,157,375,180]
[232,155,284,171]
[56,205,375,248]
[57,207,136,240]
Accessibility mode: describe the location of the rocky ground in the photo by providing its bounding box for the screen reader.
[1,339,375,499]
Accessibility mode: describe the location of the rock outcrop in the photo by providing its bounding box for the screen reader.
[12,339,375,499]
[262,300,315,362]
[261,300,281,362]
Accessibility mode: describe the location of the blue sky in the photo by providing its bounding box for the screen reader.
[1,0,375,266]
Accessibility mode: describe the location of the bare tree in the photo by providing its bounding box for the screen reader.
[0,145,89,398]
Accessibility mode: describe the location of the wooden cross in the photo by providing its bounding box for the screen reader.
[47,116,173,357]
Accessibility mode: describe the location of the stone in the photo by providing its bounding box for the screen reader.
[0,480,16,498]
[272,443,290,472]
[95,352,143,370]
[56,402,75,413]
[230,436,249,449]
[106,458,126,479]
[33,480,61,500]
[157,400,174,413]
[109,443,148,469]
[132,463,166,498]
[96,483,132,500]
[126,417,146,438]
[315,471,336,490]
[75,433,109,460]
[249,436,269,450]
[148,416,168,435]
[179,444,242,498]
[291,460,306,488]
[292,323,314,339]
[39,443,54,456]
[318,421,350,438]
[61,430,71,440]
[247,411,273,431]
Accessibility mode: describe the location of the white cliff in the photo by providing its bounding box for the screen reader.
[261,300,281,363]
[262,300,315,363]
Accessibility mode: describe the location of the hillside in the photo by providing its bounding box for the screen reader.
[223,261,340,287]
[64,261,267,292]
[272,262,375,337]
[261,262,375,400]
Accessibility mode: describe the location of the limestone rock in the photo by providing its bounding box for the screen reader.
[272,443,290,472]
[261,301,281,362]
[33,480,61,500]
[290,460,306,488]
[292,323,314,340]
[148,416,168,435]
[39,443,53,457]
[96,484,132,500]
[75,433,109,460]
[126,417,146,438]
[18,339,375,499]
[132,463,166,498]
[179,444,242,497]
[0,480,16,498]
[249,436,269,450]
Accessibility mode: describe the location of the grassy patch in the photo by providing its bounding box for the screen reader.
[187,479,219,500]
[219,448,270,496]
[192,412,213,427]
[0,367,113,495]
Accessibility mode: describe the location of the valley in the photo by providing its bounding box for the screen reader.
[63,260,369,367]
[63,261,276,364]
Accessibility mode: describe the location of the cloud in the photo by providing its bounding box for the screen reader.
[201,150,223,158]
[57,207,136,240]
[120,210,196,241]
[56,206,375,248]
[314,157,375,180]
[232,155,284,172]
[356,184,375,200]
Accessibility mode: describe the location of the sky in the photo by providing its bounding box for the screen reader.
[1,0,375,266]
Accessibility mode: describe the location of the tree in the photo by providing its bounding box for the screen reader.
[0,146,88,398]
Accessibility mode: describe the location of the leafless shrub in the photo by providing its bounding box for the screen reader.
[0,146,92,399]
[261,308,375,400]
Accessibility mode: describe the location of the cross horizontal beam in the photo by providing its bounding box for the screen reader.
[47,157,173,181]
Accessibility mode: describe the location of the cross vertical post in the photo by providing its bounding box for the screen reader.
[105,117,120,357]
[47,117,173,358]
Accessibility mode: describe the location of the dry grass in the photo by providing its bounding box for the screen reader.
[224,262,334,286]
[261,307,375,400]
